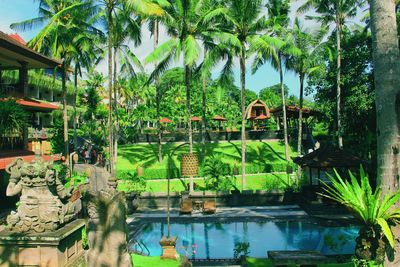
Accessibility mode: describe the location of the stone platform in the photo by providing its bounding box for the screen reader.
[0,219,85,267]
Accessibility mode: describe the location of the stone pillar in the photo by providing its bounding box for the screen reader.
[159,236,178,260]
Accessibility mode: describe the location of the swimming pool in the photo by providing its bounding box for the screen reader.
[129,220,359,259]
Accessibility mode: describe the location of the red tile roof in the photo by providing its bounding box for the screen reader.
[0,151,62,170]
[16,98,59,110]
[1,98,59,111]
[191,116,202,121]
[160,117,172,123]
[8,33,26,45]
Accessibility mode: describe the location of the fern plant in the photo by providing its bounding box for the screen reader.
[320,167,400,263]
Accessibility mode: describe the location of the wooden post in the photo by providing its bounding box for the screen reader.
[19,62,28,149]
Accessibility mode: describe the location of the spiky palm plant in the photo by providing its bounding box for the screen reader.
[320,167,400,264]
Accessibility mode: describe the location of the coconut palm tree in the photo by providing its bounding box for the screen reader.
[298,0,364,149]
[250,0,298,163]
[285,19,323,157]
[145,0,218,192]
[95,0,163,176]
[111,6,144,168]
[141,0,171,163]
[202,0,280,190]
[369,1,400,263]
[71,32,105,149]
[11,0,101,159]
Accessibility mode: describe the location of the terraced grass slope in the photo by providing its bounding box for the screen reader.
[117,141,296,179]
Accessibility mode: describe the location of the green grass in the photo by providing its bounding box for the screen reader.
[117,141,296,179]
[118,173,292,193]
[131,254,180,267]
[130,256,356,267]
[246,258,356,267]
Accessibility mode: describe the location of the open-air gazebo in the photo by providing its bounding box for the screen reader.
[212,115,226,131]
[191,116,201,130]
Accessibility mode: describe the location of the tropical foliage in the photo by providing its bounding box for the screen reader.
[320,167,400,263]
[0,100,29,149]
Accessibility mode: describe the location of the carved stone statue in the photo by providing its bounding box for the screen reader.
[5,157,81,233]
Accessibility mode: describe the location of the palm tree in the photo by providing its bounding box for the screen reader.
[298,0,363,149]
[204,0,280,190]
[368,0,400,191]
[368,1,400,264]
[140,0,171,163]
[11,0,99,159]
[71,32,104,149]
[285,19,323,157]
[146,0,217,192]
[264,0,293,161]
[111,7,143,168]
[96,0,163,176]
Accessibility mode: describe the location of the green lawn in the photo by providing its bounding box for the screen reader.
[118,173,292,193]
[246,258,356,267]
[117,141,296,179]
[130,255,356,267]
[131,254,180,267]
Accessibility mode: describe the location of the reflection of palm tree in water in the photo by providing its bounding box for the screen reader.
[204,223,210,259]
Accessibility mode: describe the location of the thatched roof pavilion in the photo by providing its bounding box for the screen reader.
[245,99,270,120]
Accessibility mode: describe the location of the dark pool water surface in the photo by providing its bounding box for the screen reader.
[130,221,359,259]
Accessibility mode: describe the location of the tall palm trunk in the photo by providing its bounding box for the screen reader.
[185,63,194,192]
[369,0,400,203]
[113,47,119,168]
[369,1,400,265]
[62,63,69,159]
[240,43,247,190]
[107,7,114,176]
[154,20,163,163]
[336,9,343,149]
[73,66,78,150]
[279,54,289,161]
[297,73,305,156]
[201,50,207,147]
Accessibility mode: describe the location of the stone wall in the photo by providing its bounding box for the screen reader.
[132,190,286,211]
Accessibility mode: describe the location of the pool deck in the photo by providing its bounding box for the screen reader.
[127,205,308,224]
[127,203,357,227]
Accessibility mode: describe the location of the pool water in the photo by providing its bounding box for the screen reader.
[130,221,359,259]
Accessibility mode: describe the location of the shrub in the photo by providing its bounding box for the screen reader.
[0,100,28,149]
[320,167,400,265]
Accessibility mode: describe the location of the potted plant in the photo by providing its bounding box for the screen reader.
[320,167,400,266]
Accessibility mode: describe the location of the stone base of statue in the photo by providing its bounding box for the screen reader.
[159,236,178,260]
[86,189,132,267]
[0,219,85,267]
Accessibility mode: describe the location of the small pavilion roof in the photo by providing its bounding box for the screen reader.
[293,145,364,168]
[191,116,202,121]
[160,117,172,123]
[212,115,227,121]
[0,31,61,70]
[255,114,269,120]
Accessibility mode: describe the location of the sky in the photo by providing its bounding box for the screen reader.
[0,0,313,98]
